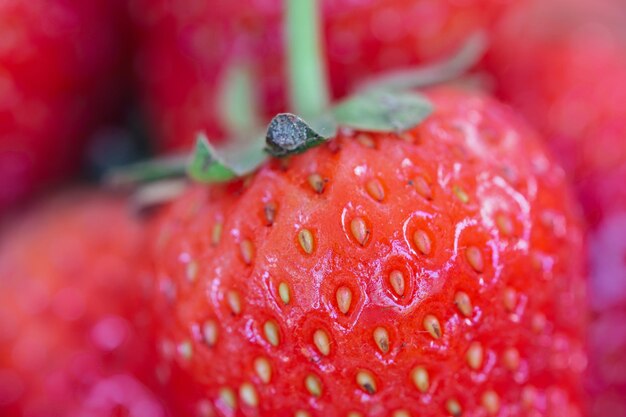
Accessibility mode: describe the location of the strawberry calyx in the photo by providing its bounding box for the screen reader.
[189,88,433,181]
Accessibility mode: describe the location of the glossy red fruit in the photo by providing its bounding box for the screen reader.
[485,2,626,415]
[0,1,130,212]
[132,0,513,151]
[150,89,586,416]
[0,191,166,417]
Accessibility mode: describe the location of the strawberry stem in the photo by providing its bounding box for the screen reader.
[217,60,261,137]
[285,0,330,117]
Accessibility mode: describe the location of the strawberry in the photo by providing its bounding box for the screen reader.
[0,0,131,212]
[131,0,512,151]
[0,191,167,417]
[150,87,586,416]
[484,1,626,414]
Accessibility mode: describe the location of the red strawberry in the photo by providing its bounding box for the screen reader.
[0,1,131,212]
[131,0,513,151]
[484,1,626,414]
[150,88,586,416]
[0,191,167,417]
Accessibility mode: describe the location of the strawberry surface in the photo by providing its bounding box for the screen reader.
[132,0,515,151]
[150,88,586,416]
[0,191,166,417]
[484,2,626,415]
[0,0,131,212]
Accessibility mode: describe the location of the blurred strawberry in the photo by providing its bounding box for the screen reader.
[484,1,626,415]
[0,1,131,212]
[131,0,515,151]
[0,191,167,417]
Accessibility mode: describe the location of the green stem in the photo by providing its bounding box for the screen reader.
[218,61,261,137]
[285,0,330,117]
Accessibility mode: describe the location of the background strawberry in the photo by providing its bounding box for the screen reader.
[0,0,131,212]
[131,0,515,151]
[150,88,586,416]
[484,1,626,415]
[0,191,167,417]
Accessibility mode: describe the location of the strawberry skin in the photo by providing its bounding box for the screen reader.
[484,2,626,414]
[151,88,586,416]
[0,191,166,417]
[132,0,511,151]
[0,0,130,211]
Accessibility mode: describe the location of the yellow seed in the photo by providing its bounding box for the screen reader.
[446,398,462,417]
[294,411,311,417]
[356,133,375,148]
[453,185,470,203]
[227,290,242,315]
[454,291,473,317]
[240,239,254,265]
[400,131,416,143]
[211,222,223,246]
[521,385,537,409]
[254,357,271,383]
[278,282,291,304]
[503,287,517,312]
[239,382,258,407]
[413,229,432,255]
[423,314,442,339]
[496,213,514,236]
[389,270,405,297]
[313,329,331,356]
[373,327,390,354]
[482,390,500,415]
[305,374,323,397]
[347,412,363,417]
[503,347,520,371]
[264,202,277,225]
[336,286,353,314]
[365,179,385,202]
[350,217,370,246]
[412,175,432,200]
[298,228,314,254]
[219,387,236,409]
[465,246,484,272]
[466,341,484,370]
[532,313,547,333]
[263,320,280,347]
[393,411,410,417]
[411,366,429,393]
[177,340,193,360]
[355,370,377,394]
[308,173,326,193]
[186,260,198,283]
[202,320,218,347]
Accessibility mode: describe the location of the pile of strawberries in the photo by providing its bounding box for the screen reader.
[1,0,625,416]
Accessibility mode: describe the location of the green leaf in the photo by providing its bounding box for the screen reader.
[104,154,188,187]
[187,132,269,183]
[333,91,433,132]
[187,134,237,182]
[265,113,334,157]
[357,32,487,92]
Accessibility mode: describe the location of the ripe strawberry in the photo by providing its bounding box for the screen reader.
[150,88,586,416]
[485,0,626,188]
[0,0,131,212]
[484,2,626,414]
[0,191,167,417]
[131,0,512,151]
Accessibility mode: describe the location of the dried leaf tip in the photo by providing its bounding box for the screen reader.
[265,114,330,157]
